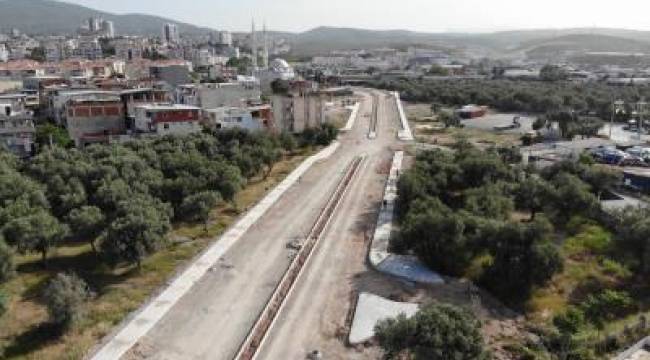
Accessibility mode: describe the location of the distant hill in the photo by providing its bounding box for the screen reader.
[287,27,650,58]
[4,1,650,60]
[515,34,650,59]
[287,27,482,55]
[0,0,212,36]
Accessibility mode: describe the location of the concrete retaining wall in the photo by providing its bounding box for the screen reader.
[394,92,414,141]
[369,151,443,285]
[342,102,360,132]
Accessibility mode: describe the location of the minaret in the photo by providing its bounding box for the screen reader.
[263,22,269,69]
[251,19,258,71]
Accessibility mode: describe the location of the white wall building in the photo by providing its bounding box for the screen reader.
[0,45,8,62]
[134,104,202,136]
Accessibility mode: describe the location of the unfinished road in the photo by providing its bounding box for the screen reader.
[255,90,401,360]
[103,89,403,360]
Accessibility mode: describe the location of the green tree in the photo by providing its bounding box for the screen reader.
[100,197,171,267]
[482,220,562,302]
[551,173,600,221]
[180,191,221,230]
[375,303,488,360]
[438,110,459,128]
[35,123,73,149]
[583,166,622,200]
[42,273,92,330]
[463,184,514,221]
[67,206,106,253]
[27,46,46,62]
[516,176,555,220]
[614,207,650,273]
[401,198,471,276]
[540,64,567,81]
[429,64,450,76]
[3,210,68,265]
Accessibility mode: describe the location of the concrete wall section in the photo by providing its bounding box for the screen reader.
[394,92,414,141]
[369,151,444,285]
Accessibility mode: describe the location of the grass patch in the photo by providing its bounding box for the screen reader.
[563,225,613,258]
[0,152,311,360]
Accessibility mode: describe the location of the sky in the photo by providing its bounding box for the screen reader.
[62,0,650,33]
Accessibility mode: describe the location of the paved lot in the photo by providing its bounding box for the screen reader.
[461,112,536,134]
[101,89,402,360]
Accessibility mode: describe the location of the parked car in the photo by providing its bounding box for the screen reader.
[626,146,650,163]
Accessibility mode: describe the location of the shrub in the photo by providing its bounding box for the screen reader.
[601,259,632,279]
[582,290,634,329]
[43,273,92,330]
[375,303,488,360]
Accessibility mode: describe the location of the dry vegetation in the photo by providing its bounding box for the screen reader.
[0,152,310,360]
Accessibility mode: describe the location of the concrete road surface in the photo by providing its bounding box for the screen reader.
[256,90,401,360]
[119,89,402,360]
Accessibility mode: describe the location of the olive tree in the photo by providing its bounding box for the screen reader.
[180,191,222,230]
[3,210,69,265]
[375,303,488,360]
[100,197,171,267]
[67,206,106,253]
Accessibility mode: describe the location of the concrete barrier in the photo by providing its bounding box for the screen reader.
[394,92,414,141]
[89,142,341,360]
[236,157,365,360]
[342,102,360,132]
[369,151,444,285]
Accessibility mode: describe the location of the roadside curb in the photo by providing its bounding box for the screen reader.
[368,151,444,285]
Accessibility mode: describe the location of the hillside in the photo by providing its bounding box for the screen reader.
[0,0,212,36]
[516,34,650,59]
[287,27,650,57]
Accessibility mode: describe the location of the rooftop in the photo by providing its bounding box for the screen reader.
[136,103,200,111]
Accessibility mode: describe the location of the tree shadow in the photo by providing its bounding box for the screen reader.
[2,322,61,358]
[16,249,139,298]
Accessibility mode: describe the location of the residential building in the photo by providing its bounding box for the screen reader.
[134,104,202,136]
[120,88,170,121]
[65,97,125,147]
[204,104,272,131]
[150,63,191,87]
[113,38,144,61]
[0,101,35,157]
[74,37,103,60]
[176,81,261,109]
[101,20,115,38]
[162,23,180,44]
[272,93,326,133]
